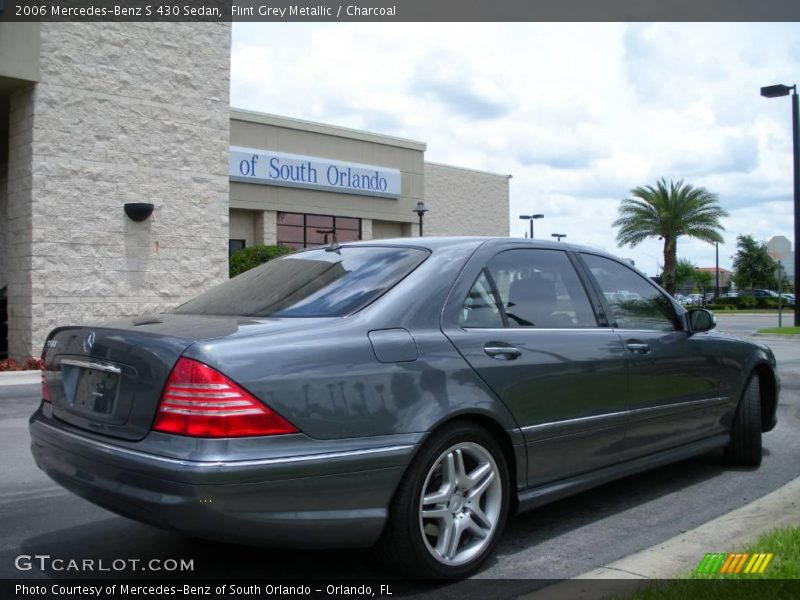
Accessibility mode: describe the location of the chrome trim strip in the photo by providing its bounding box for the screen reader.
[31,420,414,469]
[60,359,122,374]
[161,398,253,408]
[463,327,614,333]
[629,396,730,419]
[521,409,629,437]
[165,391,242,399]
[519,396,730,438]
[158,407,263,417]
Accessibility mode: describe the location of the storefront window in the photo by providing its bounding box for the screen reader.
[277,212,362,249]
[228,239,246,257]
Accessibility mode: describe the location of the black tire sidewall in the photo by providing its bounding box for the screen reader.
[724,374,762,466]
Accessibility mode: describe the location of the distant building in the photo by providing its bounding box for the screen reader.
[695,267,732,290]
[0,24,510,359]
[767,235,795,287]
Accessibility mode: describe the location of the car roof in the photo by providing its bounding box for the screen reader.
[326,236,611,256]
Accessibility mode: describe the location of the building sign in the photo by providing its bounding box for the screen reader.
[229,146,401,199]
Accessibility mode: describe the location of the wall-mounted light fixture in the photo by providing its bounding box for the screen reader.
[124,203,154,222]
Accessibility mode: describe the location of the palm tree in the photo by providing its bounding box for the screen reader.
[613,178,728,294]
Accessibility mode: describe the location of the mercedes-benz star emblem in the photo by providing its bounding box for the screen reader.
[83,331,96,353]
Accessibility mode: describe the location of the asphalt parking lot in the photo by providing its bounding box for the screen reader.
[0,313,797,594]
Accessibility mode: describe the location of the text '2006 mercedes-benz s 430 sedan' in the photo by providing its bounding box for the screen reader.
[30,238,779,578]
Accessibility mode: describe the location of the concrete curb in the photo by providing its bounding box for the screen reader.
[522,476,800,598]
[0,371,40,386]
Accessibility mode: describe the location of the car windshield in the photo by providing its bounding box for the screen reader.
[173,246,428,317]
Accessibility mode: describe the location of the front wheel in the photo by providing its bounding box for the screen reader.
[724,375,762,467]
[377,421,510,579]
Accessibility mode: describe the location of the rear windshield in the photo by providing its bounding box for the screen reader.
[173,246,428,317]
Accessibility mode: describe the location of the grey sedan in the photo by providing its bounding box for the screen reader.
[29,238,779,578]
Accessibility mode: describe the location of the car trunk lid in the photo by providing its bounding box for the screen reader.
[41,314,330,441]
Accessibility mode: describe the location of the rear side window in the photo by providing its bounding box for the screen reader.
[174,246,427,317]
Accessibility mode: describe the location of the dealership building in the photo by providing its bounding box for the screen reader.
[0,23,510,359]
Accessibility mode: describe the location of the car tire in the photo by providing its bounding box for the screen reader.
[377,421,510,579]
[724,374,762,467]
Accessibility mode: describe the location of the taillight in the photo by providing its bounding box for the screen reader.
[41,351,51,403]
[153,357,297,438]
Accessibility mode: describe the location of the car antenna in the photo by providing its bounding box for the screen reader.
[317,229,340,253]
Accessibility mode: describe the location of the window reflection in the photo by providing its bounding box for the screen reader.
[277,212,362,249]
[174,247,427,318]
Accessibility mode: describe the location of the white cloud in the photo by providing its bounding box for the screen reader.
[231,22,799,275]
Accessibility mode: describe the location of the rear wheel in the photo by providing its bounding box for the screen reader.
[724,375,762,467]
[378,421,510,579]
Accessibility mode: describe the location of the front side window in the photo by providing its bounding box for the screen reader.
[581,253,679,331]
[174,246,427,317]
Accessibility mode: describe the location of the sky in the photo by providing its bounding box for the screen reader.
[230,23,799,276]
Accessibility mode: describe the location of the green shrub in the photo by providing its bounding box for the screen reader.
[737,295,757,309]
[229,245,294,277]
[756,298,779,309]
[706,304,732,311]
[714,297,738,306]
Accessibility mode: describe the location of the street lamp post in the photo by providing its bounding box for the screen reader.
[551,233,566,242]
[413,201,428,237]
[518,213,544,239]
[761,83,799,326]
[777,260,783,328]
[715,242,720,299]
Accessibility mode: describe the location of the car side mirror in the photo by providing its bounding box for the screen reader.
[688,308,716,333]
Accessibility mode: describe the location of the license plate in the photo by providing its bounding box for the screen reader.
[74,368,120,415]
[61,361,121,417]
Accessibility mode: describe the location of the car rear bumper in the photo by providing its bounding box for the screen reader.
[29,412,417,548]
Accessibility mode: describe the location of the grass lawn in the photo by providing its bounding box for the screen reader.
[707,309,779,314]
[623,527,800,599]
[757,327,800,335]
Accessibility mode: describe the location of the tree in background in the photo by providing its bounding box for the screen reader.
[674,258,697,290]
[774,262,794,293]
[732,235,777,291]
[613,179,728,294]
[693,268,713,298]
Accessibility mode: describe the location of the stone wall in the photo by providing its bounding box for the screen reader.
[6,86,35,357]
[0,103,8,292]
[424,163,510,238]
[7,23,231,358]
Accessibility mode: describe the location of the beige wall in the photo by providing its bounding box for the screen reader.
[372,220,410,239]
[230,111,424,227]
[424,163,510,237]
[5,23,231,358]
[229,209,256,247]
[0,23,41,93]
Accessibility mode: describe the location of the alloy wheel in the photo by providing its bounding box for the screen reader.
[418,441,503,566]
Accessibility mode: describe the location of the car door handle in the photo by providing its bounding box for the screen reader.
[626,342,650,354]
[484,343,521,360]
